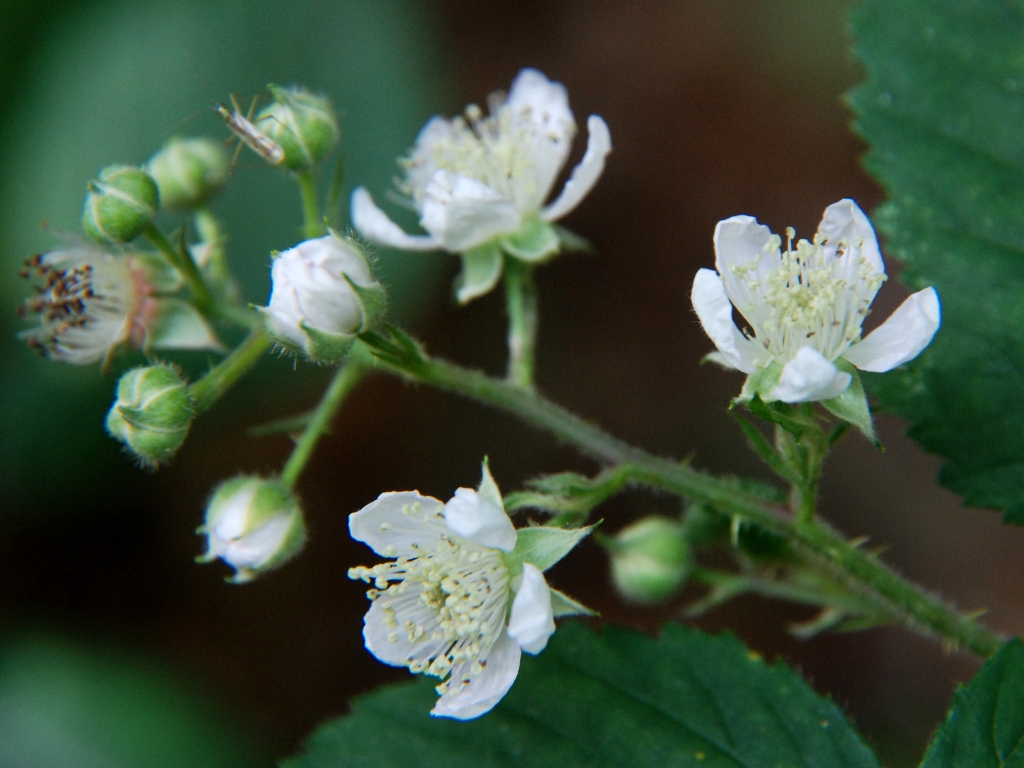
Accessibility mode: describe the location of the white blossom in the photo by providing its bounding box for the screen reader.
[348,469,579,720]
[351,68,611,302]
[691,199,941,403]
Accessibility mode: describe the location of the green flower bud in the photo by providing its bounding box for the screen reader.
[105,364,194,467]
[82,165,159,243]
[197,476,307,583]
[606,517,693,604]
[146,137,229,209]
[256,85,339,171]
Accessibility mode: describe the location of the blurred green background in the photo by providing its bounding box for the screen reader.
[2,1,1024,766]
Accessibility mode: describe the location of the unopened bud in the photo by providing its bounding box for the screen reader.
[256,85,339,171]
[82,165,159,243]
[263,233,386,362]
[105,364,194,467]
[197,476,306,583]
[146,137,229,209]
[606,517,692,604]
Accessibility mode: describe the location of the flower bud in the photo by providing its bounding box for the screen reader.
[606,517,692,604]
[256,85,339,171]
[197,476,306,583]
[105,364,194,467]
[82,165,159,243]
[146,137,229,209]
[263,233,386,362]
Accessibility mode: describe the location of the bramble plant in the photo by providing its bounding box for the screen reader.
[15,1,1024,761]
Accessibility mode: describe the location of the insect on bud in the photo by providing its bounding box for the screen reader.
[256,85,340,171]
[146,137,229,210]
[605,516,693,604]
[82,165,159,243]
[105,364,194,467]
[262,233,386,363]
[197,476,307,583]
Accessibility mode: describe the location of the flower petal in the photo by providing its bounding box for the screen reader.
[842,287,940,372]
[691,268,767,374]
[817,199,884,280]
[713,215,781,329]
[770,346,852,403]
[541,115,612,222]
[402,116,456,200]
[507,563,556,654]
[363,583,449,668]
[443,488,517,552]
[431,629,521,720]
[420,171,522,252]
[351,187,439,251]
[348,491,447,557]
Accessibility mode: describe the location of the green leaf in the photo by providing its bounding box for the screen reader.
[285,622,879,768]
[848,0,1024,521]
[820,366,878,446]
[455,242,503,304]
[920,639,1024,768]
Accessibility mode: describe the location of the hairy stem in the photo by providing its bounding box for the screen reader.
[188,327,272,412]
[297,171,325,240]
[362,342,1005,657]
[280,362,366,489]
[504,259,538,389]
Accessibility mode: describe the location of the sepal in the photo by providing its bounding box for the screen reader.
[257,85,340,172]
[502,524,593,577]
[456,241,503,304]
[145,298,223,352]
[105,364,194,467]
[549,587,598,617]
[82,165,159,243]
[820,363,879,446]
[499,217,560,263]
[736,362,783,403]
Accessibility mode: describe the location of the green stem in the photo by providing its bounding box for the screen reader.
[297,171,325,239]
[143,223,213,312]
[504,259,538,389]
[364,344,1006,657]
[188,327,272,412]
[280,362,366,488]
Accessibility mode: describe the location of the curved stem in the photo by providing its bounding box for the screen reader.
[297,171,325,240]
[362,342,1006,657]
[280,362,366,489]
[504,259,538,389]
[188,327,272,412]
[143,223,213,312]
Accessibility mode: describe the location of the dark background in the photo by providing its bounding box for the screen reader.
[2,2,1022,766]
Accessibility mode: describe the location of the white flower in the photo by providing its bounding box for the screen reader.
[351,68,612,302]
[348,464,588,720]
[263,233,385,362]
[691,199,941,403]
[18,246,220,367]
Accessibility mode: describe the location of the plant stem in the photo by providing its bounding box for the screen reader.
[280,362,366,489]
[364,344,1006,657]
[188,327,272,412]
[297,171,325,240]
[143,223,213,312]
[504,259,538,389]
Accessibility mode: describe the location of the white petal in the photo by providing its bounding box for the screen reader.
[507,563,555,654]
[431,629,521,720]
[403,116,456,199]
[713,215,781,330]
[443,488,517,552]
[770,346,852,403]
[363,583,448,667]
[817,199,884,279]
[541,116,612,222]
[691,269,766,374]
[351,188,439,251]
[348,491,447,557]
[842,287,940,372]
[420,171,522,251]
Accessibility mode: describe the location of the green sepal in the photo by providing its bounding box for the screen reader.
[455,241,503,304]
[736,361,783,403]
[145,298,223,352]
[298,321,355,363]
[502,524,593,577]
[549,587,597,617]
[477,457,503,510]
[342,274,387,331]
[499,216,560,263]
[821,363,879,446]
[132,251,183,292]
[730,411,802,484]
[553,223,594,253]
[747,395,818,438]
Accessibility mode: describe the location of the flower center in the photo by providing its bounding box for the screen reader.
[350,530,509,683]
[729,228,886,362]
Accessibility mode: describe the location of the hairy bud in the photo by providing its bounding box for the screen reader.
[256,85,340,171]
[606,517,692,604]
[147,137,229,209]
[82,165,159,243]
[105,364,194,467]
[197,476,307,583]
